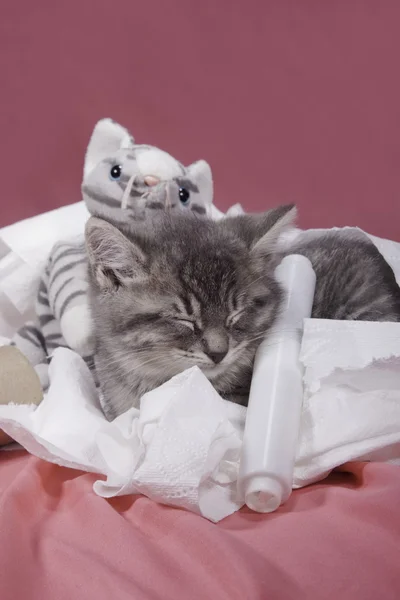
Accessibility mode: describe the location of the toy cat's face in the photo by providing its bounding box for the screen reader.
[81,119,213,224]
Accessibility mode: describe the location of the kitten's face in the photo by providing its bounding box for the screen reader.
[102,247,280,395]
[86,207,295,418]
[82,146,213,223]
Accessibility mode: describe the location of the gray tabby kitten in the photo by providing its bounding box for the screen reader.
[86,206,400,420]
[283,230,400,320]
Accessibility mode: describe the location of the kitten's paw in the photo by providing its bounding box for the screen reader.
[60,305,94,356]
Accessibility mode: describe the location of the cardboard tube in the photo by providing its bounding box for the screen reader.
[0,346,43,446]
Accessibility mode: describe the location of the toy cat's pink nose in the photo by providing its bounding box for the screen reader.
[144,175,160,187]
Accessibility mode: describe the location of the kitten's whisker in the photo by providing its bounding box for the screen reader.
[103,352,170,372]
[131,356,172,370]
[242,328,300,345]
[241,273,268,291]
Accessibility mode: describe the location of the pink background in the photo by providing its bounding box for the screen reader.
[1,5,400,596]
[1,1,400,238]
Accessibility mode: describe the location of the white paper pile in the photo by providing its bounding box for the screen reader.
[1,202,399,521]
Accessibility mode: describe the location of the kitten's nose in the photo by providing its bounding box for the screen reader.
[202,329,229,364]
[207,350,227,364]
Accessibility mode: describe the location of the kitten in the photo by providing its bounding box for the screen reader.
[86,206,295,418]
[282,230,400,320]
[86,207,400,419]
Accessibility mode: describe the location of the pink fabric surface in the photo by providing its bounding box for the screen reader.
[1,2,400,238]
[0,452,399,599]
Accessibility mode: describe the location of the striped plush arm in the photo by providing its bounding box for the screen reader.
[46,236,94,356]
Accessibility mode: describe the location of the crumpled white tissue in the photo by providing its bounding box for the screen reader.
[1,202,400,521]
[1,316,400,521]
[0,348,246,522]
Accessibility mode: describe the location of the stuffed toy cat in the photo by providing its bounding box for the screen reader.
[83,118,213,223]
[12,118,215,377]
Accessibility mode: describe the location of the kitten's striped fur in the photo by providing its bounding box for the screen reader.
[86,208,400,420]
[282,230,400,321]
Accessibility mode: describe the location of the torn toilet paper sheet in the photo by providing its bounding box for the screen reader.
[0,202,90,336]
[0,348,246,522]
[295,318,400,488]
[1,318,400,522]
[1,203,400,521]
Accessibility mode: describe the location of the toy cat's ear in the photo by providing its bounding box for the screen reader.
[186,160,213,204]
[85,217,147,291]
[83,118,135,179]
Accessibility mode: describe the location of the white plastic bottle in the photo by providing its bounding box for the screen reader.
[238,254,316,513]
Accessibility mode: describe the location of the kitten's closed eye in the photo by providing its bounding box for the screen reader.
[253,296,269,308]
[226,310,247,333]
[176,318,195,331]
[226,296,269,331]
[230,320,248,333]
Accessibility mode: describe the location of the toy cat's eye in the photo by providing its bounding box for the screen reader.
[109,165,122,181]
[179,187,190,205]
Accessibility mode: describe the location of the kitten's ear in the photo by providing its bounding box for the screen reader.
[222,204,297,260]
[83,118,135,179]
[85,217,147,291]
[186,160,213,204]
[251,205,297,259]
